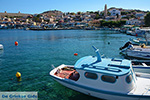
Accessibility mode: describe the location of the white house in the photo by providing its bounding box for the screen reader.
[105,16,116,21]
[135,13,145,18]
[109,9,121,16]
[121,15,127,18]
[126,18,144,26]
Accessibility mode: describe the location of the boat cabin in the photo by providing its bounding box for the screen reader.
[74,56,137,93]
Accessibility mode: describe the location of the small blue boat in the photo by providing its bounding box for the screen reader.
[50,46,150,100]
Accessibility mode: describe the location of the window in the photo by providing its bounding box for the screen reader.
[101,75,116,83]
[85,72,98,79]
[126,74,133,83]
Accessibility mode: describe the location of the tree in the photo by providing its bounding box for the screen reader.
[100,12,104,16]
[95,14,100,19]
[32,16,42,22]
[116,14,119,18]
[89,11,94,14]
[36,14,41,18]
[128,12,131,14]
[131,15,135,18]
[70,12,75,15]
[144,12,150,26]
[94,11,99,14]
[100,20,126,27]
[120,20,126,25]
[121,11,128,15]
[107,12,111,16]
[77,11,81,15]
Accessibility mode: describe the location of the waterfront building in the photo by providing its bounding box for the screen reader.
[126,18,143,26]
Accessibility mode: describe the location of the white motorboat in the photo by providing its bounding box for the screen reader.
[50,46,150,100]
[121,48,150,60]
[125,49,150,60]
[130,30,146,37]
[120,42,150,60]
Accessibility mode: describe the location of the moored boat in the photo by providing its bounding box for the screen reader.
[120,41,150,60]
[125,50,150,60]
[130,30,146,37]
[50,46,150,100]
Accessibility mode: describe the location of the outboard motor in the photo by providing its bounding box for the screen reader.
[120,41,132,50]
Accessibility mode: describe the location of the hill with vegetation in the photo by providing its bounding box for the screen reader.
[0,12,31,18]
[40,10,63,17]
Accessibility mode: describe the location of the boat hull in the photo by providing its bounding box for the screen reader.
[126,51,150,60]
[51,76,150,100]
[120,49,150,60]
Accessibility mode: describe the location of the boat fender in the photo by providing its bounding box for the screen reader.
[15,41,18,46]
[74,53,78,56]
[16,72,21,78]
[141,43,146,48]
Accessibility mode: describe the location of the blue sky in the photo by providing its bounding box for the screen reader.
[0,0,149,14]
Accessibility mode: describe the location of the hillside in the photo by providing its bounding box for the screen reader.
[40,10,63,17]
[0,12,31,18]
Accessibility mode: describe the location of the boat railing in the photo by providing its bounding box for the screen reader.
[107,64,130,69]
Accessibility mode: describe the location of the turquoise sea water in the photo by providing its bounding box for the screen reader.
[0,29,143,100]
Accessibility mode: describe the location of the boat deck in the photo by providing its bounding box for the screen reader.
[129,75,150,96]
[54,66,80,81]
[74,56,131,76]
[134,46,150,49]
